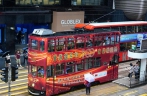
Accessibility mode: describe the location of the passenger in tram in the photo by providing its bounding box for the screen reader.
[87,40,93,47]
[38,67,44,77]
[102,39,106,45]
[106,37,111,45]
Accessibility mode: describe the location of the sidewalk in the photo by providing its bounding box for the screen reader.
[113,76,147,88]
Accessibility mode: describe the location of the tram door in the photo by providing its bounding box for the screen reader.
[46,65,55,95]
[111,54,119,80]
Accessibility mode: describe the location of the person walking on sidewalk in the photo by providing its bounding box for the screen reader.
[134,62,140,79]
[15,50,22,67]
[128,63,134,78]
[23,49,28,67]
[84,80,91,95]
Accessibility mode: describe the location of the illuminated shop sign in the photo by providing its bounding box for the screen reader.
[120,32,147,47]
[120,33,147,43]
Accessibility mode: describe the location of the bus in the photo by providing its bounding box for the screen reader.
[75,21,147,62]
[28,29,120,96]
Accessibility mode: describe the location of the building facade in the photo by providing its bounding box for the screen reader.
[0,0,113,53]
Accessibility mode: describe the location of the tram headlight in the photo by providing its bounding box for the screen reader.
[32,83,35,87]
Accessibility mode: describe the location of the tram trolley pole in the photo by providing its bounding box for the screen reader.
[8,63,11,96]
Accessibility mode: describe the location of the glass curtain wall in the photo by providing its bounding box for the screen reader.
[15,0,107,6]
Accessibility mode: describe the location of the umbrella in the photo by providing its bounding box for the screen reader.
[84,73,95,83]
[2,51,10,57]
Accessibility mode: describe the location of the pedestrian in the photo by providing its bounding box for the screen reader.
[15,50,22,67]
[17,31,22,44]
[5,54,11,67]
[134,62,140,79]
[23,49,28,67]
[128,63,134,78]
[84,80,91,95]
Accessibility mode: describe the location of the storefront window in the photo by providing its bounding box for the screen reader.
[16,0,60,5]
[71,0,108,6]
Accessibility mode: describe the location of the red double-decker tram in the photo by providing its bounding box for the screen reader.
[28,29,120,96]
[75,21,147,62]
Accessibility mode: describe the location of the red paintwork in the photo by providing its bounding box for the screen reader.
[119,51,133,62]
[28,32,120,96]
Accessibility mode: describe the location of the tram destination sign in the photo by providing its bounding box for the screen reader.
[140,39,147,50]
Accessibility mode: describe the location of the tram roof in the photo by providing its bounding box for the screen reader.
[75,21,147,30]
[31,29,120,37]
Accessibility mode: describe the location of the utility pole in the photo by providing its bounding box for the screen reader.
[8,63,11,96]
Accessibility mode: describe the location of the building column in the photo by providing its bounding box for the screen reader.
[140,59,147,81]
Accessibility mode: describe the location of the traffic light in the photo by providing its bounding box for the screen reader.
[1,67,8,83]
[11,66,18,81]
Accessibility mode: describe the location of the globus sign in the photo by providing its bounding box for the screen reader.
[52,11,84,32]
[61,19,81,25]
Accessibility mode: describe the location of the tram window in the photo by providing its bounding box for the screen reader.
[102,36,107,46]
[94,57,101,67]
[94,35,103,46]
[67,38,75,50]
[31,40,38,50]
[85,58,93,69]
[47,65,53,77]
[32,65,37,76]
[116,35,119,43]
[66,62,74,74]
[86,36,93,47]
[76,36,85,48]
[120,43,126,51]
[38,66,44,77]
[120,26,126,34]
[105,36,111,45]
[56,38,65,51]
[40,41,45,51]
[28,64,31,73]
[48,39,55,52]
[127,26,133,33]
[76,61,84,71]
[55,63,64,75]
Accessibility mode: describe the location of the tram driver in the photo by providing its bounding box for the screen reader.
[38,67,44,77]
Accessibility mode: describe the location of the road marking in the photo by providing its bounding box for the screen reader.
[0,86,27,94]
[0,82,27,89]
[139,93,147,96]
[0,78,27,85]
[123,90,138,96]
